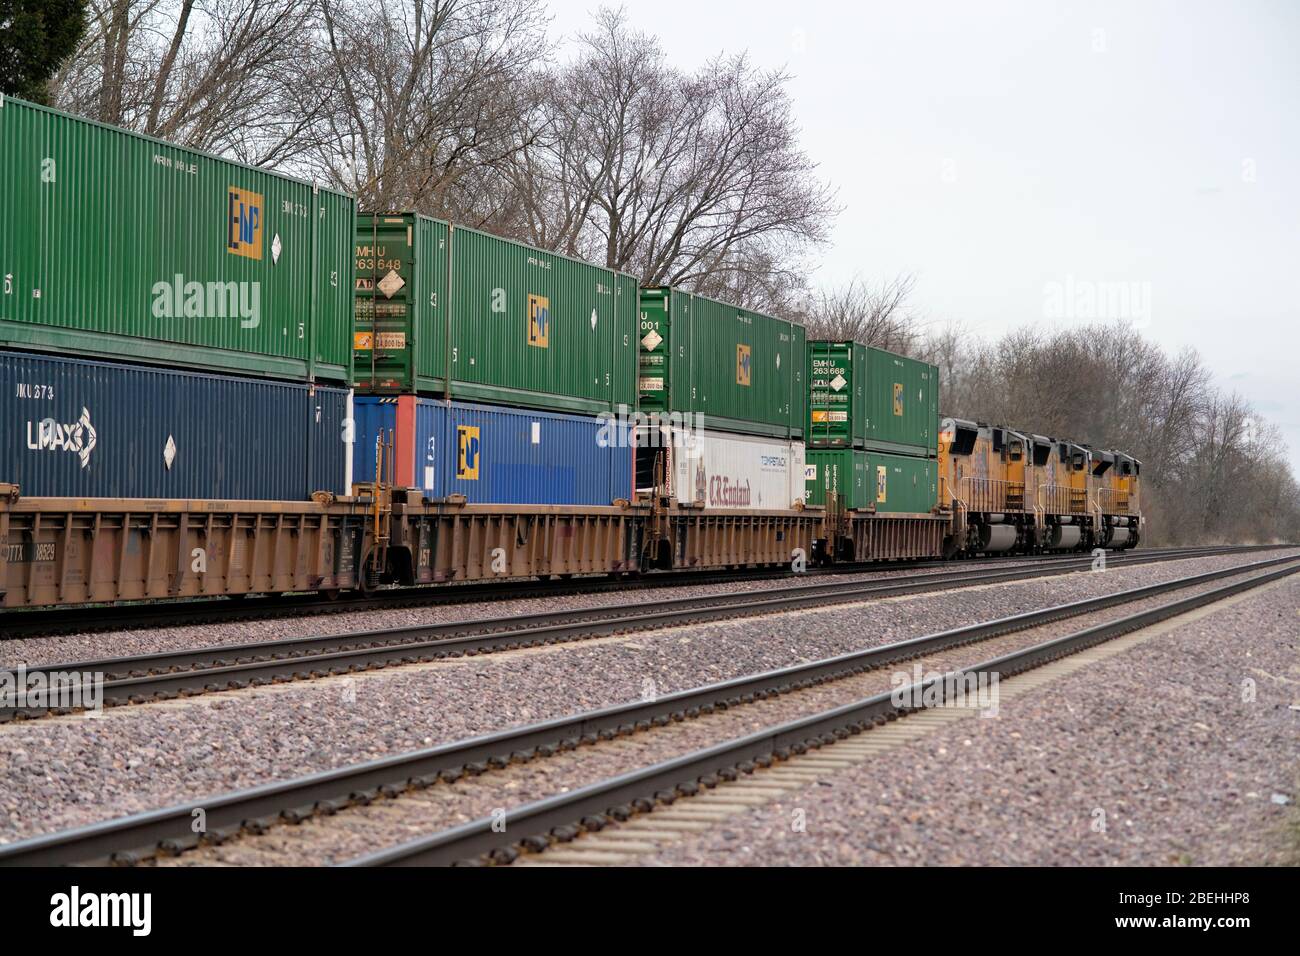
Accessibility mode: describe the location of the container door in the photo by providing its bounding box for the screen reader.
[354,215,418,392]
[638,289,671,415]
[808,342,854,446]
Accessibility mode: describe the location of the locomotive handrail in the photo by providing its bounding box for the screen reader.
[1097,488,1137,516]
[1037,482,1090,517]
[958,476,1029,514]
[941,476,965,511]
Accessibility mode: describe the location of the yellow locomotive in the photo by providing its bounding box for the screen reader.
[938,418,1140,556]
[1089,448,1142,550]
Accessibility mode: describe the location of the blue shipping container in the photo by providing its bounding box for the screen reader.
[1,350,349,500]
[353,396,632,505]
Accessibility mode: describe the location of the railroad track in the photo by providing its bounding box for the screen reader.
[0,544,1252,639]
[1,552,1293,866]
[0,545,1276,721]
[352,557,1300,867]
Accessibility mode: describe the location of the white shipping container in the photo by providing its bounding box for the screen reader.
[637,426,806,510]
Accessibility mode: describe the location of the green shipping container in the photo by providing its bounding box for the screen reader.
[0,96,354,382]
[638,287,805,438]
[805,449,938,514]
[354,213,638,415]
[807,341,939,456]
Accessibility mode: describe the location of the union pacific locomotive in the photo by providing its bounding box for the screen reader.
[937,420,1141,559]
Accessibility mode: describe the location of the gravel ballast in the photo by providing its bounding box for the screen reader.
[0,550,1247,670]
[153,564,1296,865]
[0,549,1294,848]
[636,573,1300,866]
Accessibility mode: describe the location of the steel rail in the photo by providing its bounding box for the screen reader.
[348,560,1300,867]
[0,545,1263,639]
[0,553,1292,867]
[1,545,1273,720]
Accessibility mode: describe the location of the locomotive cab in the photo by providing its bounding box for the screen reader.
[1096,450,1142,549]
[1034,438,1095,551]
[939,418,1038,557]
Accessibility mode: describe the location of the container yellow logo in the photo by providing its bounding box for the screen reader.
[227,187,263,259]
[892,383,904,416]
[353,331,373,351]
[876,465,888,503]
[527,294,550,348]
[736,344,752,386]
[457,425,481,480]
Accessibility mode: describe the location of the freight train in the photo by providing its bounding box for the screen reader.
[0,96,1140,612]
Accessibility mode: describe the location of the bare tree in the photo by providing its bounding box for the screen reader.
[311,0,549,222]
[50,0,327,166]
[511,6,837,306]
[803,274,920,351]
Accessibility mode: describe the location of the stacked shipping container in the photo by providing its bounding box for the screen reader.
[637,287,805,440]
[1,97,355,383]
[350,212,650,505]
[1,350,348,500]
[804,341,941,514]
[353,213,638,415]
[802,448,937,514]
[806,342,938,455]
[351,396,633,506]
[0,96,357,501]
[634,287,809,511]
[637,425,807,511]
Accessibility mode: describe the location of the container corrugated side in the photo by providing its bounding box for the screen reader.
[447,225,634,413]
[353,214,638,414]
[1,350,348,499]
[804,448,867,508]
[0,96,354,382]
[638,425,806,510]
[863,347,938,456]
[352,396,632,505]
[312,188,357,381]
[866,450,938,513]
[638,287,804,439]
[805,448,938,513]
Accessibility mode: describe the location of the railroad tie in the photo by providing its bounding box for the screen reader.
[514,707,982,866]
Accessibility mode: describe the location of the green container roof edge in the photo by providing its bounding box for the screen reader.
[4,95,355,201]
[358,211,641,284]
[641,285,807,327]
[808,338,937,375]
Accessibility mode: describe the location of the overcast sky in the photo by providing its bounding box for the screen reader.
[548,0,1300,473]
